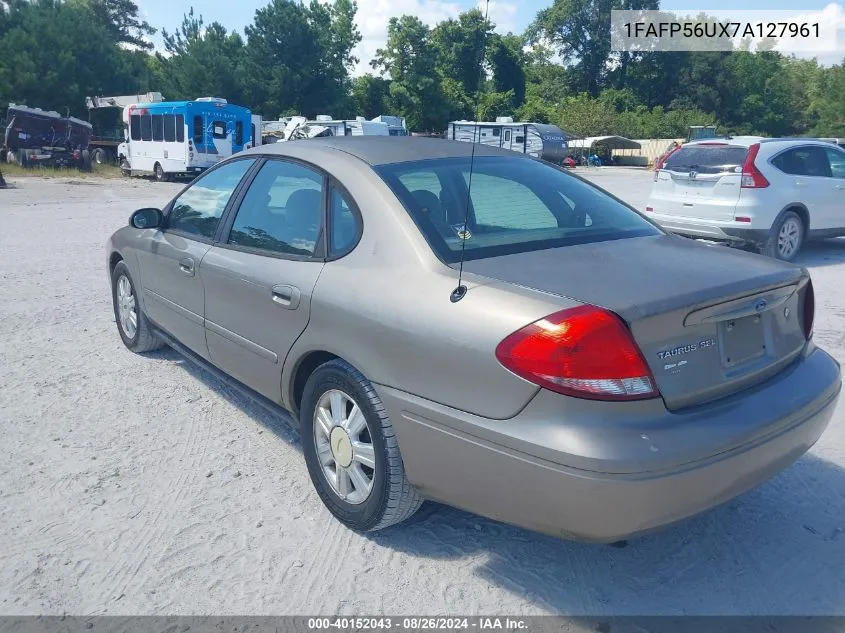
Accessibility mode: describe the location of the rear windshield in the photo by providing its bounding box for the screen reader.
[663,145,748,174]
[375,156,661,263]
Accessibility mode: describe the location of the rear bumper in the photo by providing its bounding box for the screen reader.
[650,213,770,246]
[378,348,840,542]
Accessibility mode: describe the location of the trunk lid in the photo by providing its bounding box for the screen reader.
[655,143,748,220]
[462,234,811,410]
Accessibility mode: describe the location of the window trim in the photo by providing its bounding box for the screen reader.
[215,156,331,262]
[161,156,261,245]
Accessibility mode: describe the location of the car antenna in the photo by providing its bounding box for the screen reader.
[450,0,491,303]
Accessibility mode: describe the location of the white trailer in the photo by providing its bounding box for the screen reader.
[447,117,569,164]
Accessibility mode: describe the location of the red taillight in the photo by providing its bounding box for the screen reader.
[741,143,769,188]
[804,279,815,340]
[645,206,653,212]
[495,306,659,401]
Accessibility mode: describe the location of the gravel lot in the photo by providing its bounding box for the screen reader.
[2,168,845,616]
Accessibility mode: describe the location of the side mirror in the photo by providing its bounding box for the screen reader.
[130,208,163,229]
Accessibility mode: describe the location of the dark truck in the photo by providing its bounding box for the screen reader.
[3,103,93,170]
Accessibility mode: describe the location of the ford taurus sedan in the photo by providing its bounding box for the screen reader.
[106,137,841,542]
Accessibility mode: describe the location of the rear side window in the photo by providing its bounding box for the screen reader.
[329,186,360,256]
[163,114,176,142]
[772,146,832,178]
[176,115,185,142]
[825,148,845,179]
[228,160,324,257]
[140,114,152,141]
[663,145,748,174]
[169,159,255,240]
[152,115,163,142]
[376,156,660,263]
[192,115,203,143]
[235,121,243,146]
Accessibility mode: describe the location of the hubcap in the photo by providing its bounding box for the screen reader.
[116,275,138,339]
[313,389,375,505]
[778,218,801,258]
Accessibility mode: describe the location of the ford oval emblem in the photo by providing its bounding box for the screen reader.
[754,299,768,313]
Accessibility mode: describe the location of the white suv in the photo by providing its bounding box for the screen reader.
[646,137,845,260]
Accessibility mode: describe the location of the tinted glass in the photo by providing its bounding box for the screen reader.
[140,114,152,141]
[825,148,845,178]
[175,115,185,142]
[212,121,226,139]
[329,186,359,256]
[663,145,748,174]
[163,114,176,142]
[377,156,660,263]
[152,115,163,141]
[169,159,254,239]
[192,115,203,142]
[772,146,832,177]
[228,160,323,257]
[130,115,141,141]
[235,121,243,146]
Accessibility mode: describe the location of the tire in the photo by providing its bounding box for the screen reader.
[111,261,164,353]
[301,359,423,532]
[764,210,804,261]
[120,158,131,177]
[153,162,167,182]
[92,148,106,165]
[81,149,92,172]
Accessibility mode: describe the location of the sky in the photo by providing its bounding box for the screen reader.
[137,0,845,72]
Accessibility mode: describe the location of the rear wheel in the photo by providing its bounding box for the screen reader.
[120,159,131,177]
[301,359,423,532]
[764,211,804,261]
[81,149,92,172]
[92,148,106,165]
[153,162,167,182]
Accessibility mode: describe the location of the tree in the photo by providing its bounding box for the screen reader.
[243,0,361,118]
[372,16,448,131]
[430,9,491,97]
[488,34,526,108]
[158,10,248,105]
[351,74,390,118]
[87,0,156,50]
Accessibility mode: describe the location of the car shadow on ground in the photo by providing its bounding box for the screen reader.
[148,341,845,615]
[795,238,845,268]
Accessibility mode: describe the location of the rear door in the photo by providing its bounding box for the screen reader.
[201,158,331,402]
[824,147,845,229]
[654,143,747,220]
[771,145,838,229]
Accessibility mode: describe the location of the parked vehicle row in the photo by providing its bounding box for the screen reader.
[647,137,845,260]
[107,137,840,542]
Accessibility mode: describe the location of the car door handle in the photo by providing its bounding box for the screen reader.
[271,284,301,310]
[179,257,195,276]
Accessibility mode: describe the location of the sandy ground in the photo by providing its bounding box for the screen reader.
[1,169,845,616]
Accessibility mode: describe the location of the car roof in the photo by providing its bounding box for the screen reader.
[248,136,521,166]
[684,136,764,148]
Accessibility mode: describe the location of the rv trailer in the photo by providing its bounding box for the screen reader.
[371,115,409,136]
[447,117,568,164]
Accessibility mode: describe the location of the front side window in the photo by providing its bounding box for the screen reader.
[771,146,832,178]
[168,159,255,240]
[228,160,324,257]
[376,156,660,263]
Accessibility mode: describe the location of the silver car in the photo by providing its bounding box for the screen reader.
[106,138,841,542]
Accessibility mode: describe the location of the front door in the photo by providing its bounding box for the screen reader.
[202,158,330,401]
[135,158,256,359]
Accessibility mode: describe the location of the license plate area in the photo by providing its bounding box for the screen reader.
[719,314,766,368]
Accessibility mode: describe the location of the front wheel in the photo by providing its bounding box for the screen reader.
[301,359,423,532]
[764,211,804,261]
[111,261,164,353]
